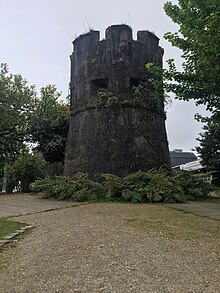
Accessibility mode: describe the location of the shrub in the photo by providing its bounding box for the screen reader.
[123,170,185,203]
[32,170,213,203]
[5,152,46,193]
[122,171,152,203]
[176,171,214,200]
[101,173,123,200]
[32,176,104,201]
[101,170,212,203]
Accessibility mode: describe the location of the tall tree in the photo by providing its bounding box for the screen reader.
[164,0,220,115]
[196,121,220,186]
[0,63,36,164]
[147,0,220,121]
[29,85,70,164]
[147,1,220,178]
[0,64,69,167]
[196,122,220,172]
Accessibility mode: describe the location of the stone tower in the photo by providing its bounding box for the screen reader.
[64,24,170,179]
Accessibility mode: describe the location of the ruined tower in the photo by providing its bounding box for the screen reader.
[64,24,170,179]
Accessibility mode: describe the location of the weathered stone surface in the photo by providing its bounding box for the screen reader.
[64,24,170,179]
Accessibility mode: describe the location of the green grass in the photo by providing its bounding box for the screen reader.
[0,218,26,240]
[122,204,220,241]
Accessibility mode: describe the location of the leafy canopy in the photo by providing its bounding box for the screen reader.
[0,63,36,163]
[29,85,70,164]
[164,0,220,110]
[196,122,220,172]
[162,1,220,176]
[5,152,46,193]
[147,0,220,120]
[0,64,70,167]
[146,1,220,176]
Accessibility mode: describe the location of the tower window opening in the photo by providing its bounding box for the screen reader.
[92,78,109,94]
[130,78,146,91]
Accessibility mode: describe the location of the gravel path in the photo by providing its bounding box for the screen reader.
[0,193,76,218]
[0,203,219,292]
[167,201,220,220]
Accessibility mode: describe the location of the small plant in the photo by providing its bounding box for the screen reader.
[131,84,164,113]
[101,173,123,200]
[96,89,119,108]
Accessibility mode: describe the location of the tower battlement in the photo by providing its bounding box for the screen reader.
[72,25,160,52]
[70,25,163,108]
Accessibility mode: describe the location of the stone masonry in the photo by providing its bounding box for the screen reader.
[64,24,170,179]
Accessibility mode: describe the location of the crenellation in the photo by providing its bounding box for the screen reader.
[72,30,100,48]
[105,24,132,41]
[137,30,159,46]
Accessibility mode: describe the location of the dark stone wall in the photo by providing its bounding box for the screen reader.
[45,162,64,176]
[64,24,170,179]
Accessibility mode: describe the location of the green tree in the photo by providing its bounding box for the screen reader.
[29,85,70,164]
[164,0,220,112]
[5,152,46,193]
[196,122,220,172]
[147,0,220,121]
[161,0,220,183]
[0,65,69,189]
[0,63,36,164]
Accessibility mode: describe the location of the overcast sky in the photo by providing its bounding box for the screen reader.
[1,0,208,152]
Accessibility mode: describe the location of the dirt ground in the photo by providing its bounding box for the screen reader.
[0,202,219,293]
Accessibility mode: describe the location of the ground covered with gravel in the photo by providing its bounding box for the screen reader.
[0,203,219,292]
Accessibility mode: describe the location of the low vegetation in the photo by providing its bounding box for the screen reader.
[32,169,214,203]
[0,218,25,240]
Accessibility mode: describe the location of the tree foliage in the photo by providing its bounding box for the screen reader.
[0,64,70,166]
[5,152,46,193]
[164,0,220,113]
[196,122,220,172]
[147,0,220,121]
[29,85,70,164]
[0,63,36,163]
[146,1,220,173]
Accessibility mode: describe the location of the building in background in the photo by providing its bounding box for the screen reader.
[170,149,197,167]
